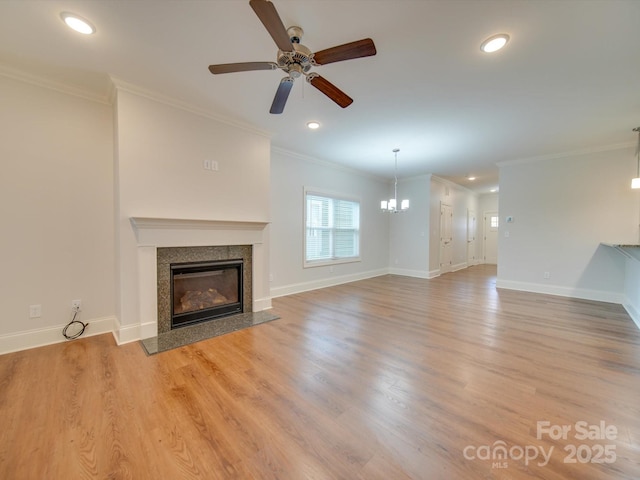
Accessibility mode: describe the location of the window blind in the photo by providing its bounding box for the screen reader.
[305,192,360,264]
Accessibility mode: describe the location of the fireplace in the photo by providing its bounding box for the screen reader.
[171,259,243,329]
[156,244,252,335]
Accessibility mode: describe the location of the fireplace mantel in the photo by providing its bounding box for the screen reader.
[130,217,269,231]
[130,217,269,247]
[122,216,271,342]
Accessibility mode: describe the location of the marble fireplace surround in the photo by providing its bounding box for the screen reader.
[156,244,252,334]
[130,217,270,340]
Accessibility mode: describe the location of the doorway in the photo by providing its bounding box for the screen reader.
[467,209,477,266]
[483,211,499,264]
[440,202,453,273]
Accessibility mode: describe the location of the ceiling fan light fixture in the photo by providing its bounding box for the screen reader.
[307,121,320,130]
[480,33,509,53]
[60,12,96,35]
[208,0,376,114]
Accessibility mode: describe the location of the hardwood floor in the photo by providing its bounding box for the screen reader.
[1,265,639,479]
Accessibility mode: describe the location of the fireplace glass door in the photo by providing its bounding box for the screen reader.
[170,259,243,328]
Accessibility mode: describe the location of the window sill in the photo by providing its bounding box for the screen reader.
[304,257,361,269]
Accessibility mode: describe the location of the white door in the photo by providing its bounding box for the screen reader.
[440,203,453,273]
[483,211,499,264]
[467,209,477,266]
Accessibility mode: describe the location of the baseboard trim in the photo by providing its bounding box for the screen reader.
[138,321,158,341]
[452,262,468,272]
[253,297,272,312]
[496,279,624,304]
[623,299,640,330]
[388,267,431,279]
[113,318,142,345]
[270,268,389,298]
[0,315,117,355]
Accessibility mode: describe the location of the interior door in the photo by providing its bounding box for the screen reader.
[467,209,477,266]
[483,211,499,264]
[440,203,453,273]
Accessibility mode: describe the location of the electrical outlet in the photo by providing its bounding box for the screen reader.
[543,272,550,279]
[72,299,82,310]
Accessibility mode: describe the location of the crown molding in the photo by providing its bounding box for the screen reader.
[400,173,433,182]
[109,76,271,139]
[497,141,635,167]
[271,146,388,182]
[0,62,273,139]
[431,174,477,195]
[0,63,111,104]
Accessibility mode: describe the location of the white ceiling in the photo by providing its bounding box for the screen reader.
[1,0,639,192]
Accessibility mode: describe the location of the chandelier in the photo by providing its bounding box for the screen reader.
[381,148,409,213]
[632,127,640,189]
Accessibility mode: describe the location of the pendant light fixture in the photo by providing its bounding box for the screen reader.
[632,127,640,189]
[381,148,409,213]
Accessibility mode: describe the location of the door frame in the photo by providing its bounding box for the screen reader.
[483,210,499,264]
[467,209,477,266]
[440,202,453,273]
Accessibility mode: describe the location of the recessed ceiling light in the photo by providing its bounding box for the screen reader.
[307,121,320,130]
[480,33,509,53]
[467,175,476,181]
[490,188,498,193]
[60,12,96,35]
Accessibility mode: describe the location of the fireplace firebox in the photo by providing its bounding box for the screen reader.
[170,259,243,329]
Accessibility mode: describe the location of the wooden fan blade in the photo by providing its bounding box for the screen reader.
[270,77,294,114]
[209,62,277,74]
[249,0,294,52]
[313,38,376,65]
[308,75,353,108]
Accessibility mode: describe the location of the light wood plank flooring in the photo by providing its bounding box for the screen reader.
[1,265,639,479]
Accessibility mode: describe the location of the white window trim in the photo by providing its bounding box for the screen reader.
[303,187,361,269]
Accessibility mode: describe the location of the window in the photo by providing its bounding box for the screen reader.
[304,189,360,267]
[490,215,499,229]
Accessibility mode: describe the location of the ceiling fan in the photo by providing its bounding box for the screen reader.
[208,0,377,114]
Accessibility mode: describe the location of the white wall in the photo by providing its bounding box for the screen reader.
[623,256,640,329]
[389,175,431,278]
[497,146,638,302]
[479,192,499,214]
[270,149,390,296]
[114,87,271,341]
[0,75,115,353]
[114,89,270,222]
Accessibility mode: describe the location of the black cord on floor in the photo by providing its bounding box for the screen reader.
[63,308,88,340]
